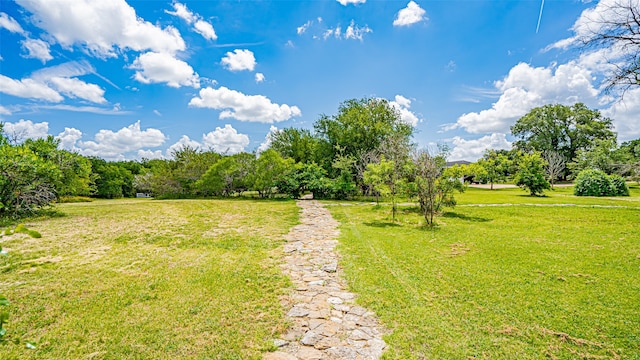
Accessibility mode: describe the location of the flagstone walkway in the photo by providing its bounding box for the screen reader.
[264,200,387,360]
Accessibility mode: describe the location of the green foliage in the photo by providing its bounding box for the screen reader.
[574,169,629,196]
[0,295,8,343]
[513,152,550,196]
[314,97,413,178]
[276,162,331,199]
[474,150,512,189]
[24,137,93,196]
[250,149,294,198]
[196,153,254,197]
[0,144,61,217]
[412,150,464,225]
[89,158,135,198]
[269,128,319,164]
[511,103,616,174]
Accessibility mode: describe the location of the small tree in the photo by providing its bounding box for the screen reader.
[513,152,551,196]
[543,150,566,189]
[364,156,400,220]
[412,149,464,225]
[475,150,512,189]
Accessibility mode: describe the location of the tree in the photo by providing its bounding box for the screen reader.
[543,150,566,188]
[567,138,630,177]
[314,98,413,178]
[364,156,401,220]
[412,149,464,226]
[269,128,319,164]
[511,103,616,176]
[513,152,551,196]
[249,149,293,198]
[474,150,512,190]
[572,0,640,94]
[23,136,93,197]
[89,158,134,199]
[196,153,254,197]
[0,144,61,217]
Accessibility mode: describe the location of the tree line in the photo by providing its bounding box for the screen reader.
[1,99,639,222]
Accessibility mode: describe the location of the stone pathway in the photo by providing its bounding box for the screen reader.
[264,200,387,360]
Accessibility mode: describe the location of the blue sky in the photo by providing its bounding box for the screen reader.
[1,0,639,161]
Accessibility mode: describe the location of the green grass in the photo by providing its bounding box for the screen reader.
[0,198,298,359]
[327,185,640,359]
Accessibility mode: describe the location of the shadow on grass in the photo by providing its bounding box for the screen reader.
[441,211,491,222]
[364,221,402,228]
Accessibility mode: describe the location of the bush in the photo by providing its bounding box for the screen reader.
[609,174,630,196]
[574,169,629,196]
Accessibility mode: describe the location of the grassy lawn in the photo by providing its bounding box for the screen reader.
[0,199,298,359]
[328,185,640,359]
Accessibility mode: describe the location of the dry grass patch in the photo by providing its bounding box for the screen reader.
[0,198,298,359]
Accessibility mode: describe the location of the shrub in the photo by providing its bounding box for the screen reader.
[574,169,629,196]
[609,174,630,196]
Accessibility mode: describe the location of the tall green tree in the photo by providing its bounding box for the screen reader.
[89,158,134,198]
[23,136,93,196]
[511,103,616,176]
[269,128,319,164]
[249,149,294,198]
[314,98,413,177]
[196,153,254,197]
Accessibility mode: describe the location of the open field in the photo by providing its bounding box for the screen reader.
[0,199,299,359]
[328,185,640,359]
[1,185,639,359]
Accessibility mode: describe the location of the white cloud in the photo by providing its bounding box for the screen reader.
[0,105,12,116]
[344,20,372,41]
[138,149,164,160]
[16,0,185,57]
[389,95,420,127]
[221,49,257,72]
[189,86,302,123]
[602,88,640,141]
[394,1,428,27]
[450,62,599,134]
[448,133,512,162]
[202,124,250,154]
[300,19,371,41]
[167,135,202,156]
[193,20,217,41]
[30,60,95,81]
[337,0,366,5]
[21,38,53,63]
[49,77,107,103]
[166,2,217,41]
[56,127,83,150]
[0,74,63,102]
[36,104,131,115]
[131,52,200,88]
[166,2,196,23]
[297,20,312,35]
[78,120,167,160]
[2,119,49,142]
[257,125,279,153]
[0,12,25,34]
[255,73,265,83]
